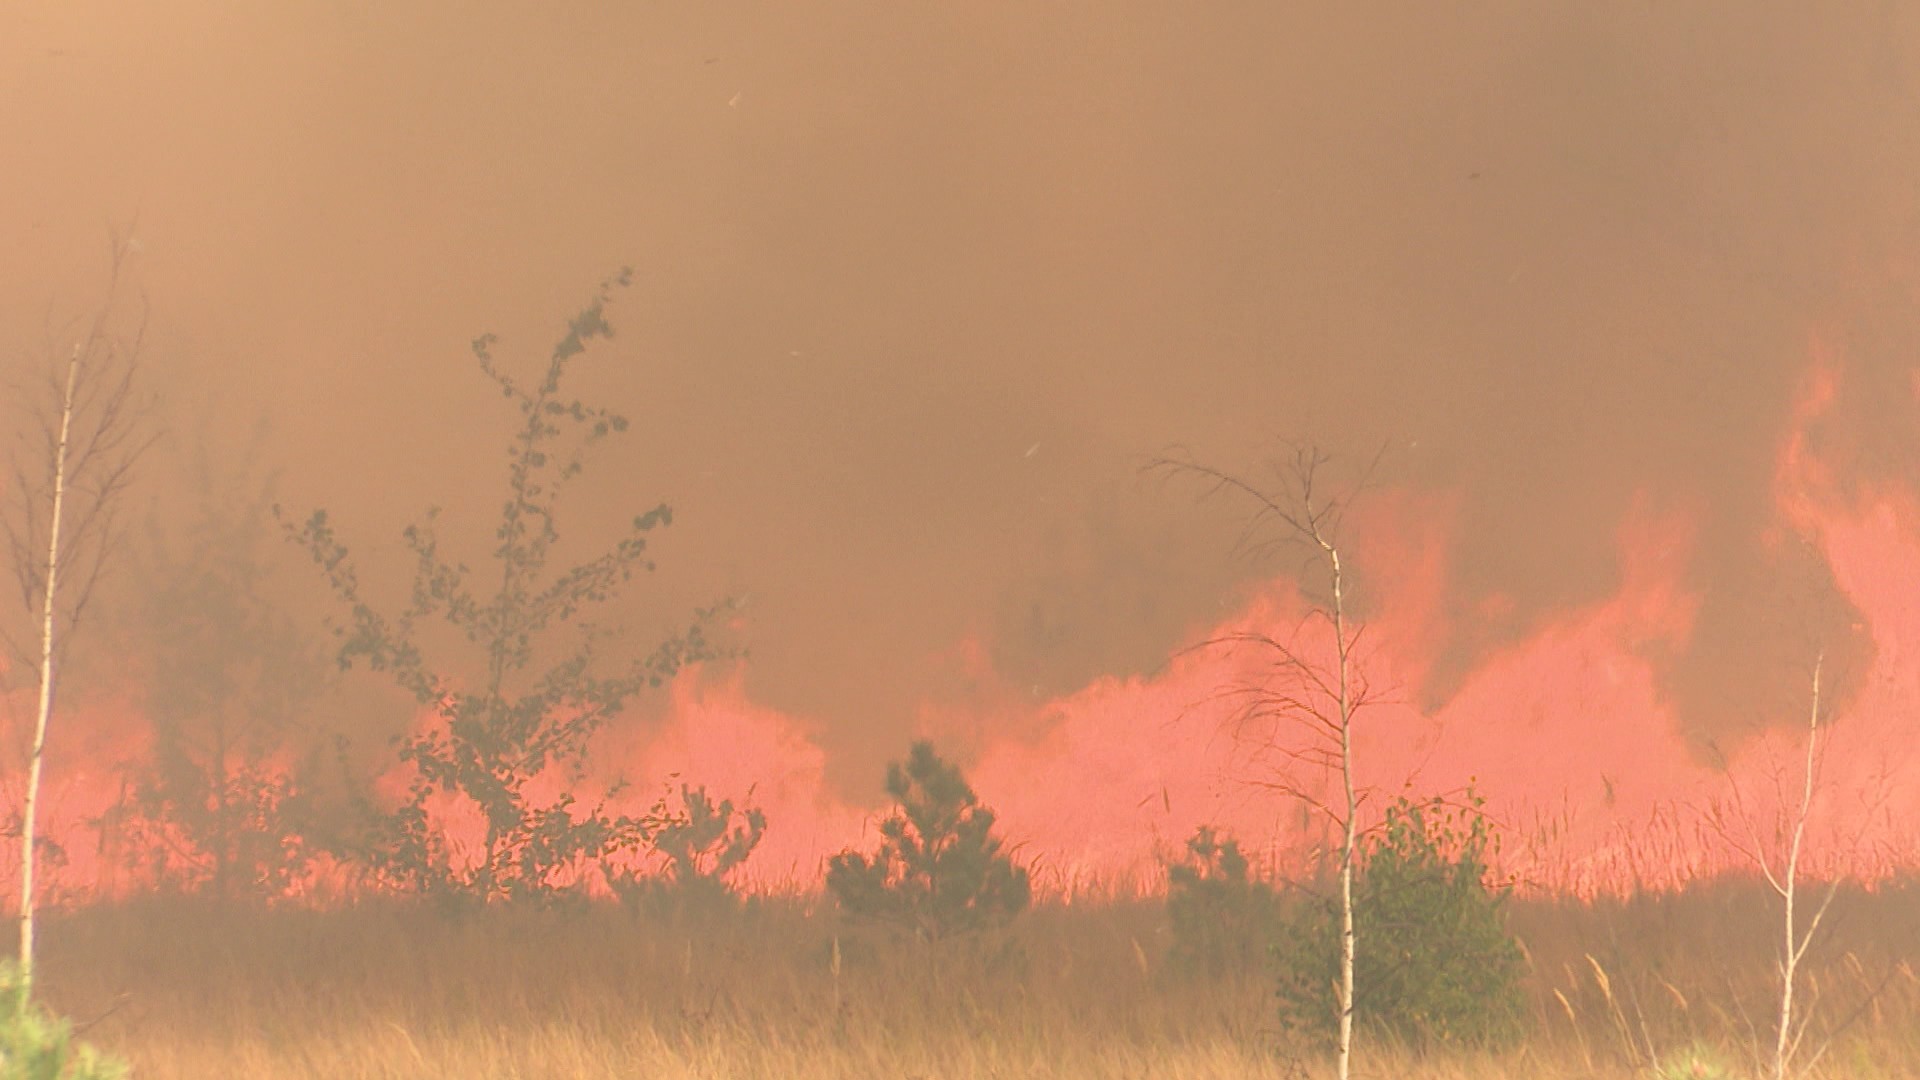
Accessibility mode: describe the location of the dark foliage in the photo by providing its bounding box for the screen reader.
[827,741,1030,940]
[1273,790,1526,1048]
[612,784,766,914]
[1164,826,1280,978]
[120,440,330,901]
[281,271,717,902]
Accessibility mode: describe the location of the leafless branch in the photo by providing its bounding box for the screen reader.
[4,225,154,988]
[1148,443,1377,1080]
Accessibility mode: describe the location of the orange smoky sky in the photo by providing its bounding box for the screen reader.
[3,3,1920,795]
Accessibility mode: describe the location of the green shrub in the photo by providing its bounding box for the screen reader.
[613,784,766,914]
[826,741,1030,940]
[1273,790,1526,1048]
[0,966,128,1080]
[1164,826,1279,977]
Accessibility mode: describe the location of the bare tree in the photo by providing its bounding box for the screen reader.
[3,232,151,989]
[1707,654,1843,1080]
[1151,444,1376,1080]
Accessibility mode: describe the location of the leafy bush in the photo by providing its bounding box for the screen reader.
[613,784,766,913]
[1273,790,1526,1048]
[124,443,332,902]
[0,965,127,1080]
[119,762,316,901]
[1164,826,1278,977]
[827,741,1030,940]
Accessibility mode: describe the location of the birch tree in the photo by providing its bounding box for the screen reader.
[1707,654,1843,1080]
[1152,445,1374,1080]
[3,234,150,990]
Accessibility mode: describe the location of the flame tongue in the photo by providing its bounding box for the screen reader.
[10,353,1920,905]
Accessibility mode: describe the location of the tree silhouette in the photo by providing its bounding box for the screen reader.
[827,741,1029,940]
[282,270,717,902]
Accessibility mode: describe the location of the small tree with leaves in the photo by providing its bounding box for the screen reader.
[827,741,1030,941]
[282,270,713,902]
[120,433,330,901]
[1164,825,1279,978]
[1273,789,1525,1049]
[612,784,765,912]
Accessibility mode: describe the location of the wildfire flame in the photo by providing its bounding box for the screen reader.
[8,345,1920,906]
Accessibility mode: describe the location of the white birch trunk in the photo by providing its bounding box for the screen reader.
[1330,544,1355,1080]
[1773,657,1823,1080]
[18,348,80,990]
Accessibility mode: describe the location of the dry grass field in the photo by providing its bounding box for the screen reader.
[28,878,1920,1080]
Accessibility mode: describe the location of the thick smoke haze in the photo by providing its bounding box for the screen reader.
[4,4,1919,794]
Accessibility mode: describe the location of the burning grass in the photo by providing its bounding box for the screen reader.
[24,876,1920,1080]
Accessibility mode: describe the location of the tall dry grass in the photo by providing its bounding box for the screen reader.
[23,876,1920,1079]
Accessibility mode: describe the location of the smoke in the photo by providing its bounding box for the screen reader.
[4,3,1919,796]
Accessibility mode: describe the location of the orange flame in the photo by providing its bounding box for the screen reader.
[7,346,1920,905]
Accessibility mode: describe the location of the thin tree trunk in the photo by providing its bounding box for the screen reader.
[19,348,80,991]
[1330,544,1355,1080]
[1775,657,1822,1080]
[1146,447,1370,1077]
